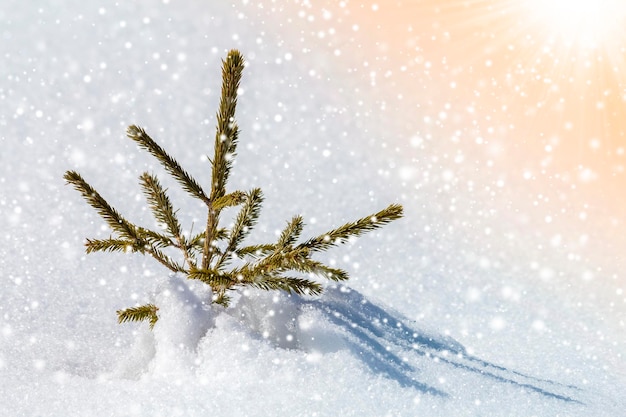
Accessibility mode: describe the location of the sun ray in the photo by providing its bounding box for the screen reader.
[523,0,626,48]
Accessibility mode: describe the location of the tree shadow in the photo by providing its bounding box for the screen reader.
[304,285,582,403]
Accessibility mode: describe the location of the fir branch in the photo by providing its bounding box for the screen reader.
[276,215,304,251]
[216,188,263,268]
[234,249,299,279]
[216,228,229,240]
[64,171,140,241]
[203,50,245,270]
[127,125,209,204]
[117,304,159,329]
[112,232,185,273]
[299,204,404,253]
[85,238,138,254]
[139,172,182,238]
[212,191,246,211]
[190,269,235,307]
[139,173,196,268]
[213,292,231,307]
[235,243,276,258]
[187,267,235,288]
[245,274,323,296]
[239,248,348,281]
[211,49,245,200]
[148,245,187,273]
[188,232,205,251]
[285,256,349,282]
[188,228,228,255]
[138,228,176,250]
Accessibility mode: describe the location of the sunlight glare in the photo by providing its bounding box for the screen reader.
[526,0,626,46]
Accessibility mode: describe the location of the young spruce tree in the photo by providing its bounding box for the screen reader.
[65,49,403,329]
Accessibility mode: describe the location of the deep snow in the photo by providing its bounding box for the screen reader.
[1,1,625,416]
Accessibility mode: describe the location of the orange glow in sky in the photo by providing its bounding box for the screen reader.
[337,0,626,212]
[525,0,626,47]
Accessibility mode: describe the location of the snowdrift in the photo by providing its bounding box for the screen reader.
[110,276,585,410]
[1,276,616,417]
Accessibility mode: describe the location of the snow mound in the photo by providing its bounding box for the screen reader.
[114,275,214,379]
[115,279,583,404]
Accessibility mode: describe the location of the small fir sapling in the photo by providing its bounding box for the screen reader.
[64,49,403,328]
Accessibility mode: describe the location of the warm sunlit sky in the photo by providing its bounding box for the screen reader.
[274,0,626,213]
[256,0,626,271]
[390,1,624,185]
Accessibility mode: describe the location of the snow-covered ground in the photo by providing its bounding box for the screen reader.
[2,1,625,416]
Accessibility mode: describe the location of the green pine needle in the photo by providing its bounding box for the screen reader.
[247,275,323,296]
[117,304,159,329]
[211,49,245,200]
[235,244,276,258]
[299,203,404,253]
[140,172,183,239]
[127,125,209,205]
[276,215,304,250]
[85,238,138,254]
[64,171,139,241]
[212,191,247,211]
[221,188,263,259]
